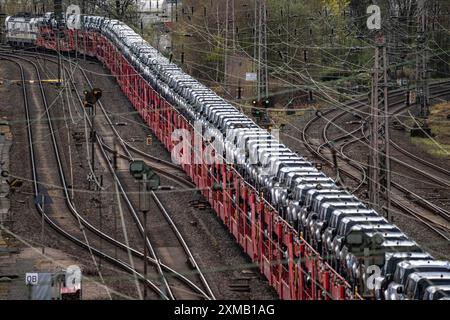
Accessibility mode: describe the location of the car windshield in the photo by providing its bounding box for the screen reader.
[402,266,450,285]
[434,289,450,300]
[416,279,450,299]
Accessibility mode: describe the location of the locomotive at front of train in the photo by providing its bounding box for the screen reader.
[5,12,450,301]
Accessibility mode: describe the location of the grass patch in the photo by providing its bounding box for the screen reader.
[411,137,450,158]
[411,102,450,158]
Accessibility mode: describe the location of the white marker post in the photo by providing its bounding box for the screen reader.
[367,5,381,31]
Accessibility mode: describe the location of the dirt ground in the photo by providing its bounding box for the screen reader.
[0,54,278,300]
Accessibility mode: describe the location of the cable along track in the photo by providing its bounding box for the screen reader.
[299,83,450,241]
[1,49,215,300]
[0,53,170,299]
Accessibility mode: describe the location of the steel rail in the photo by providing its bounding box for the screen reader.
[1,51,212,300]
[151,192,216,300]
[323,86,450,188]
[99,141,195,189]
[76,66,214,300]
[333,94,450,222]
[0,54,168,298]
[300,85,450,240]
[44,52,213,300]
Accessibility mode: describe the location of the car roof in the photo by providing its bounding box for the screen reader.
[400,260,450,269]
[408,272,450,281]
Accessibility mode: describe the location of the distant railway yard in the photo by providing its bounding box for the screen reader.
[0,51,279,300]
[0,0,450,303]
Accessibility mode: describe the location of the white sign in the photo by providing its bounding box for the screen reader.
[367,5,381,30]
[66,4,81,30]
[25,273,39,286]
[246,73,257,82]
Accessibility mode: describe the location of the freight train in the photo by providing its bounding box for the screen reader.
[4,12,450,300]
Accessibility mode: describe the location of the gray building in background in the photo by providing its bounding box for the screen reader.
[138,0,179,26]
[138,1,180,54]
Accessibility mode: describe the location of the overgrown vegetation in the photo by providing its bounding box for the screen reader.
[412,103,450,158]
[4,0,450,109]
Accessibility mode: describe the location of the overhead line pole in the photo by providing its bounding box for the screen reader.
[0,2,5,45]
[369,30,391,219]
[262,0,268,99]
[255,0,268,102]
[54,0,63,85]
[383,44,392,221]
[232,0,236,53]
[369,42,380,208]
[418,0,430,119]
[258,0,268,100]
[224,0,229,91]
[254,0,258,100]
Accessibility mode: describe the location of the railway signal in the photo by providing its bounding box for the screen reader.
[83,88,102,108]
[252,97,272,109]
[251,99,261,118]
[129,160,161,190]
[262,98,272,108]
[252,97,274,127]
[129,160,161,300]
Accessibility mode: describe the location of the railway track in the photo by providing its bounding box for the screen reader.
[327,87,450,224]
[297,83,450,241]
[1,48,215,300]
[71,59,215,300]
[333,87,450,189]
[0,53,169,299]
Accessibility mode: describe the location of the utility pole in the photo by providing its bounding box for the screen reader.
[54,0,63,85]
[113,138,118,259]
[98,175,103,272]
[369,42,380,209]
[253,0,258,94]
[141,176,149,300]
[224,0,229,90]
[232,0,236,53]
[417,0,430,119]
[286,0,293,104]
[41,194,45,254]
[382,44,392,221]
[369,32,392,220]
[216,2,220,82]
[0,1,6,45]
[255,0,269,101]
[90,104,96,176]
[223,0,236,92]
[175,0,178,22]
